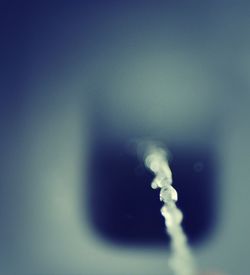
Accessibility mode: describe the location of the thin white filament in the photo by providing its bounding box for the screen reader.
[144,145,197,275]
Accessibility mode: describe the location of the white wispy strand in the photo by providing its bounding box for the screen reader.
[144,144,197,275]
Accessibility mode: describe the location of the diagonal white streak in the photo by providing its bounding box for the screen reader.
[144,144,197,275]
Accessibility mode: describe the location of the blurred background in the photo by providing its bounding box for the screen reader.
[0,1,250,274]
